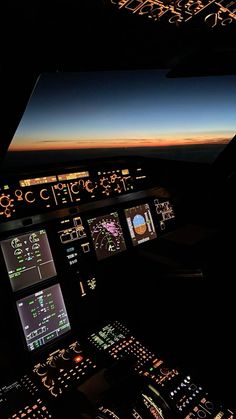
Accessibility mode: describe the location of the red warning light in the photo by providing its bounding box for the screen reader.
[73,355,83,363]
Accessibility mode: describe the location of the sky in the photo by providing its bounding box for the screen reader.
[9,69,236,151]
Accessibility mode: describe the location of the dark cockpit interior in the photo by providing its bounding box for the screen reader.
[0,1,236,418]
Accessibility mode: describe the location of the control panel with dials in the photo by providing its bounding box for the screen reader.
[0,321,234,419]
[0,163,149,221]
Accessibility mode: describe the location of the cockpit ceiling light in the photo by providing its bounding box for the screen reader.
[107,0,236,29]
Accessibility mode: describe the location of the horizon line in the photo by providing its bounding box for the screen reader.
[9,140,231,152]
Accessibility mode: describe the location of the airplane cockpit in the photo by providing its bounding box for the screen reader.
[0,2,236,418]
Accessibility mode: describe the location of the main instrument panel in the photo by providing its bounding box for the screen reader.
[0,157,177,358]
[1,157,233,418]
[0,159,176,307]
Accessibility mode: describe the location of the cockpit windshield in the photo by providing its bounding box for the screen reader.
[4,69,236,168]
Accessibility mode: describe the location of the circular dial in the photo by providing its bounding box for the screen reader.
[0,194,12,207]
[85,179,97,193]
[35,363,48,376]
[88,213,126,260]
[100,177,112,195]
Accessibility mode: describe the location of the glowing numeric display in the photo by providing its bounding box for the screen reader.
[1,229,57,292]
[16,284,71,351]
[19,175,57,187]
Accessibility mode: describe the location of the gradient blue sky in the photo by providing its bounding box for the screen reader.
[9,69,236,150]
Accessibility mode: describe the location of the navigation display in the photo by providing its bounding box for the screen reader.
[16,283,71,352]
[1,229,57,292]
[125,203,157,246]
[87,212,126,260]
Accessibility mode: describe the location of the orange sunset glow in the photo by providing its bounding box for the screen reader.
[9,134,232,152]
[6,70,236,163]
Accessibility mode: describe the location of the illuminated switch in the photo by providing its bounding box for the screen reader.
[73,355,83,364]
[81,242,90,253]
[61,233,71,243]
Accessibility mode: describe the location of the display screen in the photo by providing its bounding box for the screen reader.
[1,229,57,292]
[87,212,126,260]
[125,203,157,246]
[16,283,71,352]
[89,323,127,351]
[57,170,89,181]
[19,175,57,187]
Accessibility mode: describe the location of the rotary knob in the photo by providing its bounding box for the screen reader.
[61,348,72,361]
[100,177,110,188]
[50,383,62,397]
[0,194,13,208]
[35,363,48,376]
[57,183,64,190]
[42,374,54,389]
[49,352,71,368]
[100,177,111,195]
[160,367,170,375]
[48,357,57,368]
[85,180,96,193]
[70,341,82,354]
[70,182,80,194]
